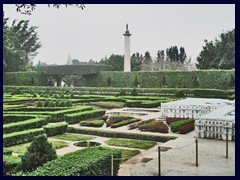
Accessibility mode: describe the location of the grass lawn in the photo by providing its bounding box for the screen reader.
[53,133,95,141]
[118,149,141,161]
[89,101,125,108]
[8,140,68,155]
[105,138,157,149]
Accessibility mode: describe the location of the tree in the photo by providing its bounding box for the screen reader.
[21,134,57,172]
[99,54,124,71]
[196,29,235,69]
[15,4,85,15]
[3,18,41,72]
[131,52,143,71]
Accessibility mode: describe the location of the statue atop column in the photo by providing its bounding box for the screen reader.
[126,24,129,31]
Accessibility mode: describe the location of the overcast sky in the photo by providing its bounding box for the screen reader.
[3,4,235,65]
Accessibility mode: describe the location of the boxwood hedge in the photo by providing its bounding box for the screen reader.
[68,127,176,142]
[43,123,68,137]
[3,118,48,134]
[80,120,105,127]
[64,109,106,124]
[16,147,121,176]
[3,155,21,176]
[3,128,45,147]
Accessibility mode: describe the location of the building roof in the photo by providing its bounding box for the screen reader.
[198,104,235,122]
[161,98,234,108]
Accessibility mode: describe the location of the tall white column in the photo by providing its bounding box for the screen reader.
[123,24,132,72]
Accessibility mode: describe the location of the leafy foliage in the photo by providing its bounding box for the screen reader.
[68,127,177,142]
[21,135,57,172]
[3,18,41,72]
[17,147,121,176]
[43,123,68,137]
[3,155,21,176]
[170,119,194,133]
[110,118,141,128]
[80,120,105,127]
[196,29,235,69]
[3,128,45,147]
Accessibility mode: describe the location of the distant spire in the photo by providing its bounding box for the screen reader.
[123,24,131,36]
[126,24,128,31]
[66,53,72,65]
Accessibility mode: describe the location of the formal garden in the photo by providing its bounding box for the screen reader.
[3,68,235,176]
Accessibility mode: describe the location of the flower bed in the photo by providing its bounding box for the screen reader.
[138,120,168,133]
[166,117,189,125]
[170,119,194,133]
[128,119,155,130]
[178,121,195,134]
[80,120,105,127]
[111,119,141,128]
[106,117,133,127]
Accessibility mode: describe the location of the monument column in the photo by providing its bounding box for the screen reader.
[123,24,132,72]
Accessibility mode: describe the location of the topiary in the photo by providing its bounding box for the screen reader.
[20,135,57,172]
[58,101,66,107]
[44,100,49,107]
[55,101,60,107]
[36,101,43,107]
[60,94,65,99]
[32,93,37,98]
[66,101,72,107]
[131,88,138,96]
[119,89,126,96]
[175,90,185,98]
[48,101,55,107]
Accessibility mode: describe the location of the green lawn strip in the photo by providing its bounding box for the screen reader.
[105,138,157,149]
[68,126,177,142]
[89,101,125,108]
[101,147,140,162]
[53,133,95,141]
[7,140,68,155]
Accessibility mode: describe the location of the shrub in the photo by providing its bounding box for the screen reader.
[55,100,60,107]
[109,114,128,120]
[32,93,37,98]
[58,101,66,107]
[3,128,45,147]
[48,101,55,107]
[44,100,49,107]
[131,88,138,96]
[64,109,106,124]
[128,119,155,130]
[3,148,13,155]
[166,117,189,125]
[66,101,72,107]
[138,120,163,130]
[43,123,68,137]
[119,89,126,96]
[36,101,43,107]
[175,90,185,97]
[178,121,195,134]
[170,119,194,133]
[111,118,141,128]
[3,155,21,176]
[3,118,47,134]
[68,127,177,142]
[21,135,57,172]
[17,147,121,176]
[106,117,133,127]
[80,120,105,127]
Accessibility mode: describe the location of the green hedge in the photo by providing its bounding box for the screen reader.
[3,118,48,134]
[67,127,176,142]
[3,155,21,176]
[3,148,13,155]
[111,118,141,128]
[3,114,48,124]
[65,109,106,124]
[80,120,105,127]
[43,123,68,137]
[16,147,121,176]
[3,106,93,122]
[4,86,235,99]
[3,128,45,147]
[3,71,48,86]
[36,64,112,75]
[170,119,194,133]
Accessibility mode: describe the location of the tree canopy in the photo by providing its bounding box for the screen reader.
[15,4,85,15]
[3,18,41,72]
[196,29,235,69]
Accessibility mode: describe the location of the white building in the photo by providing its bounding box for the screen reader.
[161,98,233,119]
[195,104,235,141]
[161,98,235,141]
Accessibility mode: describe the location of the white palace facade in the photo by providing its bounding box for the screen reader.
[161,98,235,141]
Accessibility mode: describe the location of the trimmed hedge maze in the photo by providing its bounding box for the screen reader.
[16,147,121,176]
